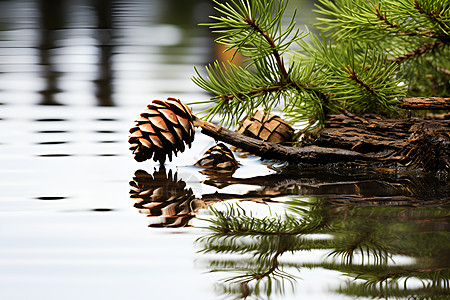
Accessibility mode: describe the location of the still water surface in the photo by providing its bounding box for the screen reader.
[0,1,449,299]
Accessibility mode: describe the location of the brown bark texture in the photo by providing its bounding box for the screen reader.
[401,97,450,110]
[193,112,450,172]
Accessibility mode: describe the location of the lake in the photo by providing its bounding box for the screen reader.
[0,0,448,299]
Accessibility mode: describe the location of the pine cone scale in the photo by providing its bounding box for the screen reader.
[160,131,178,148]
[148,115,169,131]
[158,108,179,124]
[236,110,294,144]
[148,134,163,149]
[138,123,156,134]
[139,138,152,148]
[129,130,143,138]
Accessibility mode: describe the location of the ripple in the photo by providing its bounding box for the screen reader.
[35,196,67,200]
[95,130,117,133]
[96,118,117,122]
[36,130,69,133]
[38,154,72,157]
[91,208,114,212]
[37,141,69,145]
[34,118,67,122]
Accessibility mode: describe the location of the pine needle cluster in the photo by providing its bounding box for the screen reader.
[315,0,450,97]
[192,0,450,130]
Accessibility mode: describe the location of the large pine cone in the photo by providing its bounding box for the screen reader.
[194,143,239,173]
[129,168,203,227]
[128,97,195,163]
[237,110,294,144]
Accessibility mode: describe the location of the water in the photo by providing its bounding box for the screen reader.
[0,1,449,299]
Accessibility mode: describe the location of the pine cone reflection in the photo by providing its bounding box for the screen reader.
[195,143,239,173]
[129,168,203,227]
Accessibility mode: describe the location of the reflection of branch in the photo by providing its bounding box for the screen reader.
[240,249,284,295]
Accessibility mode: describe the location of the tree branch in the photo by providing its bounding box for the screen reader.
[192,113,450,171]
[192,116,373,164]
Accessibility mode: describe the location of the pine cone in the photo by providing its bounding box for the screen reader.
[128,97,195,163]
[129,168,203,227]
[236,110,294,144]
[194,143,239,173]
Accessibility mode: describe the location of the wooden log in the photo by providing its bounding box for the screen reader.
[401,97,450,110]
[317,114,450,155]
[192,114,450,171]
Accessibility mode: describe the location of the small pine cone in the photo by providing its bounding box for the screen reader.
[194,143,239,172]
[128,97,195,163]
[236,110,294,144]
[129,168,203,227]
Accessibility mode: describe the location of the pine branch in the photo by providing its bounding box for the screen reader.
[243,16,289,81]
[414,0,450,35]
[374,4,401,30]
[191,0,336,126]
[391,40,445,64]
[346,65,377,96]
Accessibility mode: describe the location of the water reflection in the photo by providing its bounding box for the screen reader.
[128,167,449,298]
[197,197,450,299]
[37,0,115,106]
[129,167,204,227]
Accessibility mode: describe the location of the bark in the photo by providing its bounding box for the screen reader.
[193,113,450,171]
[401,97,450,110]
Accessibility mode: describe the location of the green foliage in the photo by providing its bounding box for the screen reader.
[293,36,404,117]
[192,0,450,130]
[205,0,304,59]
[314,0,450,96]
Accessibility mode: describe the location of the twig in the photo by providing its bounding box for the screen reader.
[244,17,289,82]
[391,41,444,64]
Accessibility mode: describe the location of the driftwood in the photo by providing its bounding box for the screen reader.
[192,97,450,172]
